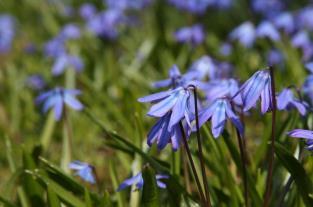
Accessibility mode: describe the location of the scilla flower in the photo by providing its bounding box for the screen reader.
[117,172,169,191]
[69,161,95,184]
[287,129,313,151]
[239,69,272,113]
[52,54,84,76]
[229,21,255,48]
[174,24,205,46]
[36,87,84,120]
[277,88,308,116]
[152,65,189,88]
[138,87,194,130]
[198,98,243,138]
[256,21,280,42]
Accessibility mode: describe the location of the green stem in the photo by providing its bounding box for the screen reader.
[61,109,72,173]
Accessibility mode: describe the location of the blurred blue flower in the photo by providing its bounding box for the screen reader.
[229,21,255,48]
[168,0,211,14]
[297,7,313,31]
[251,0,284,18]
[186,56,217,80]
[204,79,242,105]
[291,31,313,61]
[0,14,15,53]
[219,42,232,56]
[105,0,151,10]
[197,98,243,138]
[305,62,313,73]
[303,75,313,103]
[138,87,194,130]
[44,37,66,58]
[267,49,284,66]
[273,12,294,34]
[152,65,186,88]
[87,9,125,40]
[117,172,169,191]
[240,70,272,113]
[277,88,308,116]
[60,24,81,40]
[26,75,46,90]
[256,21,280,42]
[287,129,313,151]
[68,161,95,184]
[79,3,97,20]
[52,54,84,76]
[174,24,205,46]
[36,87,84,120]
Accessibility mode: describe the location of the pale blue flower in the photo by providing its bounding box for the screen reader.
[52,54,84,76]
[69,161,95,184]
[229,22,255,48]
[174,24,205,46]
[288,129,313,151]
[277,88,308,116]
[0,14,15,53]
[256,21,280,41]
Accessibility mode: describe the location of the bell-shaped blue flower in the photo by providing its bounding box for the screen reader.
[273,12,294,34]
[117,172,169,191]
[36,87,84,121]
[197,98,243,138]
[0,14,15,53]
[240,70,272,113]
[287,129,313,151]
[277,88,308,116]
[138,87,194,130]
[79,3,97,20]
[52,54,84,76]
[256,21,280,41]
[68,161,95,184]
[152,65,189,88]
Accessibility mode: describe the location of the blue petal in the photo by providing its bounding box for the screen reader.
[138,88,178,103]
[64,94,84,110]
[260,81,272,114]
[211,100,226,138]
[287,129,313,139]
[52,56,67,76]
[168,90,188,130]
[147,92,179,117]
[117,173,142,191]
[54,96,63,120]
[147,115,168,146]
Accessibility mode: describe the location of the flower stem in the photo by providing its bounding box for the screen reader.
[61,108,72,173]
[263,66,277,207]
[236,128,248,207]
[179,122,207,206]
[190,85,212,207]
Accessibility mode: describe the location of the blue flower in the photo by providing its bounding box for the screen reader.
[266,49,284,66]
[44,37,66,58]
[59,24,81,40]
[36,88,84,121]
[277,88,308,116]
[152,65,186,88]
[219,42,232,56]
[256,21,280,42]
[168,0,211,14]
[52,54,84,76]
[138,87,194,130]
[117,172,169,191]
[305,62,313,73]
[79,3,97,20]
[287,129,313,151]
[26,75,45,90]
[291,31,313,61]
[147,112,190,150]
[68,161,95,184]
[239,70,272,113]
[229,21,255,48]
[87,9,125,40]
[204,79,242,105]
[105,0,151,10]
[186,56,217,80]
[297,7,313,31]
[273,12,294,34]
[303,75,313,103]
[174,24,205,46]
[251,0,284,18]
[0,14,15,53]
[197,98,243,138]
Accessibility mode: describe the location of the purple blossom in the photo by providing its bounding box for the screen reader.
[147,112,189,150]
[288,129,313,151]
[267,49,284,66]
[303,75,313,103]
[297,7,313,31]
[44,37,66,58]
[79,3,96,20]
[36,88,84,121]
[0,15,15,53]
[204,79,242,105]
[86,9,125,40]
[239,70,272,113]
[105,0,151,10]
[219,42,232,56]
[251,0,284,18]
[60,24,81,40]
[229,22,255,48]
[26,75,46,90]
[167,0,212,14]
[152,65,188,88]
[52,54,84,76]
[186,56,217,80]
[256,21,280,42]
[305,62,313,73]
[197,98,243,138]
[117,172,169,191]
[277,88,308,116]
[291,31,313,61]
[273,12,294,34]
[138,87,194,130]
[68,161,95,184]
[174,24,205,46]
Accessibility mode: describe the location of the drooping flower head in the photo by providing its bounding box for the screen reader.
[239,69,272,113]
[273,12,295,34]
[229,22,255,48]
[79,3,97,20]
[297,6,313,31]
[117,172,169,191]
[68,161,95,184]
[26,75,46,90]
[266,49,284,66]
[291,31,313,61]
[59,24,81,40]
[52,54,84,76]
[186,56,217,81]
[174,24,205,46]
[197,98,243,138]
[152,65,189,89]
[251,0,285,18]
[255,21,280,42]
[36,87,84,120]
[277,88,308,116]
[287,129,313,151]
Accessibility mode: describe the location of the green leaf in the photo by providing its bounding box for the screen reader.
[141,165,159,207]
[99,191,113,207]
[275,142,313,206]
[25,170,85,207]
[47,186,61,207]
[0,196,17,207]
[84,188,93,207]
